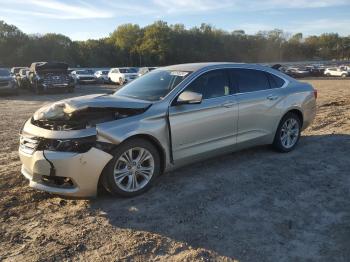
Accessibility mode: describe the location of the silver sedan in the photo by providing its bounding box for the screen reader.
[19,63,317,197]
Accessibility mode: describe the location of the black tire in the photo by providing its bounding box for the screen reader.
[326,73,331,77]
[101,138,161,197]
[119,77,123,85]
[272,112,301,153]
[341,74,347,78]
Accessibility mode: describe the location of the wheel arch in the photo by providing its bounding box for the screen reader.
[275,107,304,135]
[125,134,167,174]
[96,133,167,195]
[286,108,304,127]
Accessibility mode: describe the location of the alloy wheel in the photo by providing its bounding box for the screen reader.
[113,147,155,192]
[280,118,300,149]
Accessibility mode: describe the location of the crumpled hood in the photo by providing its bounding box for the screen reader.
[33,94,152,121]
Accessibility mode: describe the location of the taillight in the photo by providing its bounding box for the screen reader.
[313,89,318,99]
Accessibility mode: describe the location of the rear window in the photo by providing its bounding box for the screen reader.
[266,73,285,88]
[231,69,270,93]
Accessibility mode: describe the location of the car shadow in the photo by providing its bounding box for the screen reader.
[89,134,350,259]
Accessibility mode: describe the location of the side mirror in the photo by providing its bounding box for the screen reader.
[177,91,202,105]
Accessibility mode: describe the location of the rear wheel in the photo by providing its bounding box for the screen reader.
[102,138,161,197]
[273,112,301,152]
[341,74,347,78]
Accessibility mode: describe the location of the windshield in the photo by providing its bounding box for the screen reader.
[102,71,109,75]
[0,69,10,77]
[114,70,191,101]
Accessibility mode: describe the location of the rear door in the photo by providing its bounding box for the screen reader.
[169,69,238,161]
[229,68,286,144]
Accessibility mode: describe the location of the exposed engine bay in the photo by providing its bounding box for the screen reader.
[31,107,145,131]
[30,94,150,131]
[22,94,152,155]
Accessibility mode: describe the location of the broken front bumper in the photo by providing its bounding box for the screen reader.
[19,147,112,197]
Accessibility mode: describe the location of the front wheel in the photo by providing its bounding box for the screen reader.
[273,113,301,153]
[101,138,161,197]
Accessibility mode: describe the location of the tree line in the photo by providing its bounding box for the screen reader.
[1,20,350,67]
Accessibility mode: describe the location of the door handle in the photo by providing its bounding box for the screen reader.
[221,101,236,108]
[266,94,279,100]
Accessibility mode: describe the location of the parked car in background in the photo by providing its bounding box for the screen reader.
[71,69,97,84]
[0,68,18,95]
[284,67,310,78]
[339,66,350,73]
[94,70,110,83]
[108,67,139,85]
[28,62,75,94]
[324,67,349,77]
[17,68,30,88]
[18,62,317,197]
[138,67,157,77]
[305,65,324,76]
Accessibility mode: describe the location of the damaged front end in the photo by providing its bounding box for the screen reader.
[19,94,152,197]
[31,96,148,131]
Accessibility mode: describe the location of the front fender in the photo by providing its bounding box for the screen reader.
[96,114,172,170]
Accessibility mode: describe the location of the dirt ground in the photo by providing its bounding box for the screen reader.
[0,79,349,261]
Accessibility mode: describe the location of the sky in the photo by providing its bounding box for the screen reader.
[1,0,350,40]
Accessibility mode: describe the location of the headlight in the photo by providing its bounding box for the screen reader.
[38,136,96,153]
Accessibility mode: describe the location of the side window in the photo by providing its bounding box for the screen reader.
[185,70,230,99]
[231,69,270,93]
[266,73,285,89]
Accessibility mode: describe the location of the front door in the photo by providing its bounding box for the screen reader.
[169,69,238,161]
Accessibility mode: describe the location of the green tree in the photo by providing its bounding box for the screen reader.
[109,24,142,66]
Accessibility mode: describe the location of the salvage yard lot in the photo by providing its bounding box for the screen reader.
[0,79,349,261]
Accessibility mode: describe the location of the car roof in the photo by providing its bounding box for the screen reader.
[161,62,284,72]
[161,62,296,82]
